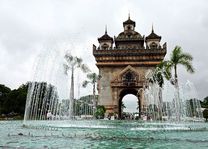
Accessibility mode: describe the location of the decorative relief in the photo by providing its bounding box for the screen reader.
[111,65,144,88]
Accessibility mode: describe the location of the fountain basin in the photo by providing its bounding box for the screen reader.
[1,120,208,148]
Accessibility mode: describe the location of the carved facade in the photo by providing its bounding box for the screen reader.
[93,16,167,118]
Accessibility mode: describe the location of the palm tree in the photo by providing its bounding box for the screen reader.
[152,60,172,88]
[169,46,194,88]
[168,46,195,121]
[151,60,172,120]
[64,53,90,118]
[82,73,100,114]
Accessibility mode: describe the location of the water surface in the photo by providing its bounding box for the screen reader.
[0,120,208,149]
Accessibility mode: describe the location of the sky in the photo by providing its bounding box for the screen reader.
[0,0,208,100]
[123,95,138,113]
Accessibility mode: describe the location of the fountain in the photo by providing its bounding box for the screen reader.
[22,45,206,133]
[23,45,94,125]
[0,44,202,149]
[144,77,203,122]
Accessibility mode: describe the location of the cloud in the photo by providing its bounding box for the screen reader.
[0,0,207,100]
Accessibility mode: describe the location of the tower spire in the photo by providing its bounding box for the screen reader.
[152,23,154,33]
[105,25,107,34]
[128,11,130,20]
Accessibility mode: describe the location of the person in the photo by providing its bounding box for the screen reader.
[114,113,118,120]
[107,114,111,120]
[47,110,52,120]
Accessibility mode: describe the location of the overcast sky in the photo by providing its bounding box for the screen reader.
[0,0,208,99]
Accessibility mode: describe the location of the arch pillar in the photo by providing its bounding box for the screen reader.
[97,65,148,119]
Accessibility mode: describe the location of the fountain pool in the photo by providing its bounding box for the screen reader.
[0,120,208,148]
[14,45,207,148]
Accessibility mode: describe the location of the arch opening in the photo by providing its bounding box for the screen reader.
[118,89,141,119]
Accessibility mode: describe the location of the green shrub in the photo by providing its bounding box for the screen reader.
[95,105,106,119]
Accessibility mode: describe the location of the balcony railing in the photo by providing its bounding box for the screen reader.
[93,42,167,52]
[111,80,144,88]
[93,44,167,57]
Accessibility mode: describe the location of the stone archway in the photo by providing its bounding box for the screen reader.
[93,16,167,118]
[108,65,145,118]
[118,88,141,119]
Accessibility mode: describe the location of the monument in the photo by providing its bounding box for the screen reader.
[93,15,167,118]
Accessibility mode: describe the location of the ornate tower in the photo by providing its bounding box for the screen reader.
[93,16,167,118]
[145,25,162,49]
[98,27,113,50]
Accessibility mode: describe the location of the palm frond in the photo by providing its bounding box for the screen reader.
[64,53,73,64]
[83,72,99,91]
[87,73,97,79]
[87,73,98,83]
[152,67,165,87]
[170,46,182,63]
[75,57,83,67]
[179,61,195,73]
[155,60,172,82]
[164,61,172,80]
[82,80,90,88]
[80,64,90,73]
[163,69,172,80]
[63,64,69,75]
[179,53,193,61]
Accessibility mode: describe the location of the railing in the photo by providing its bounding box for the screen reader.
[93,44,167,57]
[111,80,144,87]
[93,43,167,51]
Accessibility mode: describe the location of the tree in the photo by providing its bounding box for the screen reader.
[168,46,194,88]
[1,84,28,116]
[0,84,11,113]
[168,46,195,121]
[0,84,11,94]
[204,96,208,104]
[201,96,208,108]
[149,61,171,120]
[15,84,28,114]
[152,60,171,88]
[203,109,208,122]
[64,53,90,118]
[0,83,59,120]
[82,73,100,114]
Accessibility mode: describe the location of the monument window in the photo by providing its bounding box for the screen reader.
[150,42,157,49]
[102,43,109,50]
[122,71,136,86]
